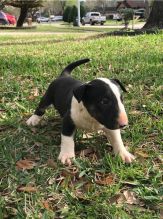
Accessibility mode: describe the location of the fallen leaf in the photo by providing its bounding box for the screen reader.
[42,200,51,210]
[108,194,122,204]
[123,190,139,205]
[78,148,95,157]
[95,174,115,185]
[135,149,149,158]
[33,87,39,97]
[17,186,37,193]
[109,190,140,205]
[28,88,39,100]
[47,159,57,169]
[48,177,56,185]
[16,159,36,170]
[82,133,93,139]
[61,167,78,177]
[28,95,35,100]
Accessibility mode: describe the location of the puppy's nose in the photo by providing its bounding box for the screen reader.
[118,112,128,128]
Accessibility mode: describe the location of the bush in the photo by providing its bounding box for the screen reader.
[63,6,71,22]
[68,5,77,23]
[63,4,86,24]
[120,8,134,28]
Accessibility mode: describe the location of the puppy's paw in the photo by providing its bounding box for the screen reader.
[26,115,41,126]
[119,150,135,163]
[58,152,75,165]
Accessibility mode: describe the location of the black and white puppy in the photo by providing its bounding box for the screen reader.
[26,59,135,165]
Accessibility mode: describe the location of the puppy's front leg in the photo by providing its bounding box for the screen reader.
[58,115,75,165]
[104,129,135,163]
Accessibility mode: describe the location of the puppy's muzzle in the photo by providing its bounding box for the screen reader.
[118,112,128,129]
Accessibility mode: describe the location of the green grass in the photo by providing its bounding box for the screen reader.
[0,31,163,219]
[0,22,118,33]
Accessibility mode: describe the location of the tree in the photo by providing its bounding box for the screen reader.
[143,0,163,29]
[5,0,43,27]
[120,8,134,29]
[60,0,66,13]
[68,5,77,23]
[63,5,71,22]
[0,0,6,10]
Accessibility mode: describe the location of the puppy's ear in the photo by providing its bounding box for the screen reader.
[73,84,90,103]
[112,79,127,92]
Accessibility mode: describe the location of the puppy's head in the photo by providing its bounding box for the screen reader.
[73,78,128,130]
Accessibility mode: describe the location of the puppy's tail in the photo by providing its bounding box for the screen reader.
[60,58,90,77]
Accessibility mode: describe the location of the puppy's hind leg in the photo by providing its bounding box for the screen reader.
[26,90,52,126]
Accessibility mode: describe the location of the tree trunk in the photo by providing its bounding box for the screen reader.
[17,6,28,27]
[143,0,163,29]
[144,0,150,19]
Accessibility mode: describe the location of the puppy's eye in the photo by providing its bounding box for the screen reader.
[100,98,109,105]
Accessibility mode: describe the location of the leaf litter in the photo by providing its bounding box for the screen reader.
[16,159,37,170]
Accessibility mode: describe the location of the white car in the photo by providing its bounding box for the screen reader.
[36,17,49,23]
[50,16,63,22]
[113,13,122,21]
[82,12,106,25]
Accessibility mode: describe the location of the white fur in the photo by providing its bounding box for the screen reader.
[104,128,135,163]
[71,96,104,131]
[58,134,75,165]
[26,114,41,126]
[98,78,126,114]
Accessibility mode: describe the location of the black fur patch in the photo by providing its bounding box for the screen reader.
[81,79,119,130]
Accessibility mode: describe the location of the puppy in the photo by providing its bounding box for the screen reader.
[27,59,135,165]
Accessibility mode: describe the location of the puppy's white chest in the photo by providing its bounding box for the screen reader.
[71,97,103,131]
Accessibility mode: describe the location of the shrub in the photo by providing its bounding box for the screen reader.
[63,4,86,23]
[63,6,71,22]
[120,8,134,28]
[68,5,77,23]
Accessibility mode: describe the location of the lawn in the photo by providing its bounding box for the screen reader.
[0,31,162,219]
[0,22,118,33]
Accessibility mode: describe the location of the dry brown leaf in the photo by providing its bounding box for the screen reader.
[79,148,95,157]
[28,95,35,100]
[108,194,122,204]
[95,174,114,186]
[48,177,56,185]
[28,88,39,100]
[33,88,39,97]
[17,186,38,193]
[109,190,139,205]
[16,159,36,170]
[42,200,51,210]
[82,133,93,139]
[61,167,78,177]
[123,190,139,205]
[135,149,149,158]
[47,159,57,169]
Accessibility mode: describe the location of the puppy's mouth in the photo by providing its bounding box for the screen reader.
[119,125,128,129]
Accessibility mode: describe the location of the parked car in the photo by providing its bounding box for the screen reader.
[36,17,49,23]
[113,13,122,21]
[82,12,106,25]
[134,8,145,19]
[0,11,9,25]
[5,13,16,25]
[50,15,63,22]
